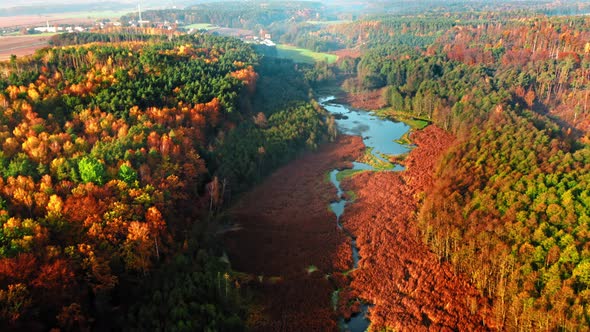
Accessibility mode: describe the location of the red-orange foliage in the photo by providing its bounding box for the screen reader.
[340,126,495,330]
[432,17,590,132]
[0,254,37,284]
[32,259,76,294]
[63,184,110,225]
[231,65,258,93]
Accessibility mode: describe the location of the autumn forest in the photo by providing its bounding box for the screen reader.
[3,0,590,331]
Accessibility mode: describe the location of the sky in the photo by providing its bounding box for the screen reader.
[0,0,185,9]
[0,0,109,8]
[0,0,226,8]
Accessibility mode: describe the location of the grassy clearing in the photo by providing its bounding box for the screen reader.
[395,132,412,145]
[374,108,430,130]
[357,147,396,171]
[18,33,60,38]
[401,117,430,129]
[335,168,364,182]
[346,190,357,201]
[324,170,333,184]
[276,44,338,64]
[184,23,218,30]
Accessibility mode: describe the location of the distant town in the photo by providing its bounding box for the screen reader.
[1,16,276,48]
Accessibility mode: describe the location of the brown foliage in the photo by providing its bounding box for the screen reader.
[340,126,495,330]
[0,254,37,285]
[224,135,364,330]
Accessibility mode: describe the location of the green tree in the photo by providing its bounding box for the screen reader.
[573,260,590,290]
[78,156,106,185]
[4,153,36,179]
[118,164,138,185]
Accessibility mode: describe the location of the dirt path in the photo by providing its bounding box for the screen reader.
[340,126,495,330]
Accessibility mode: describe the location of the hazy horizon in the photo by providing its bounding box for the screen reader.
[0,0,209,10]
[0,0,241,9]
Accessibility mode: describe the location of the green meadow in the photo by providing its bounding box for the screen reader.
[276,44,338,64]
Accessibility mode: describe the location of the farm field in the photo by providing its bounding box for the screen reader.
[0,9,124,61]
[0,34,56,61]
[184,23,218,30]
[276,44,338,64]
[0,15,94,29]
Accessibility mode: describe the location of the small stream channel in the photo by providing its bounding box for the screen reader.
[320,97,410,332]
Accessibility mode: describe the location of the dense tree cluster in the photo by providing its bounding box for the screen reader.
[430,16,590,134]
[0,33,329,330]
[321,14,590,135]
[302,12,590,330]
[419,109,590,329]
[344,49,506,132]
[48,31,172,47]
[275,17,457,54]
[121,1,323,31]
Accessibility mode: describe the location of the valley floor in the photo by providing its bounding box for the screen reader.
[224,135,364,331]
[224,126,495,330]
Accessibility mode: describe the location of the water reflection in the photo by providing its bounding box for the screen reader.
[321,97,411,332]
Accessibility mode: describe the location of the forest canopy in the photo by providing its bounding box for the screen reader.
[0,32,330,330]
[6,1,590,330]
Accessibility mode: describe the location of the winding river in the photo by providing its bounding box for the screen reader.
[320,97,410,332]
